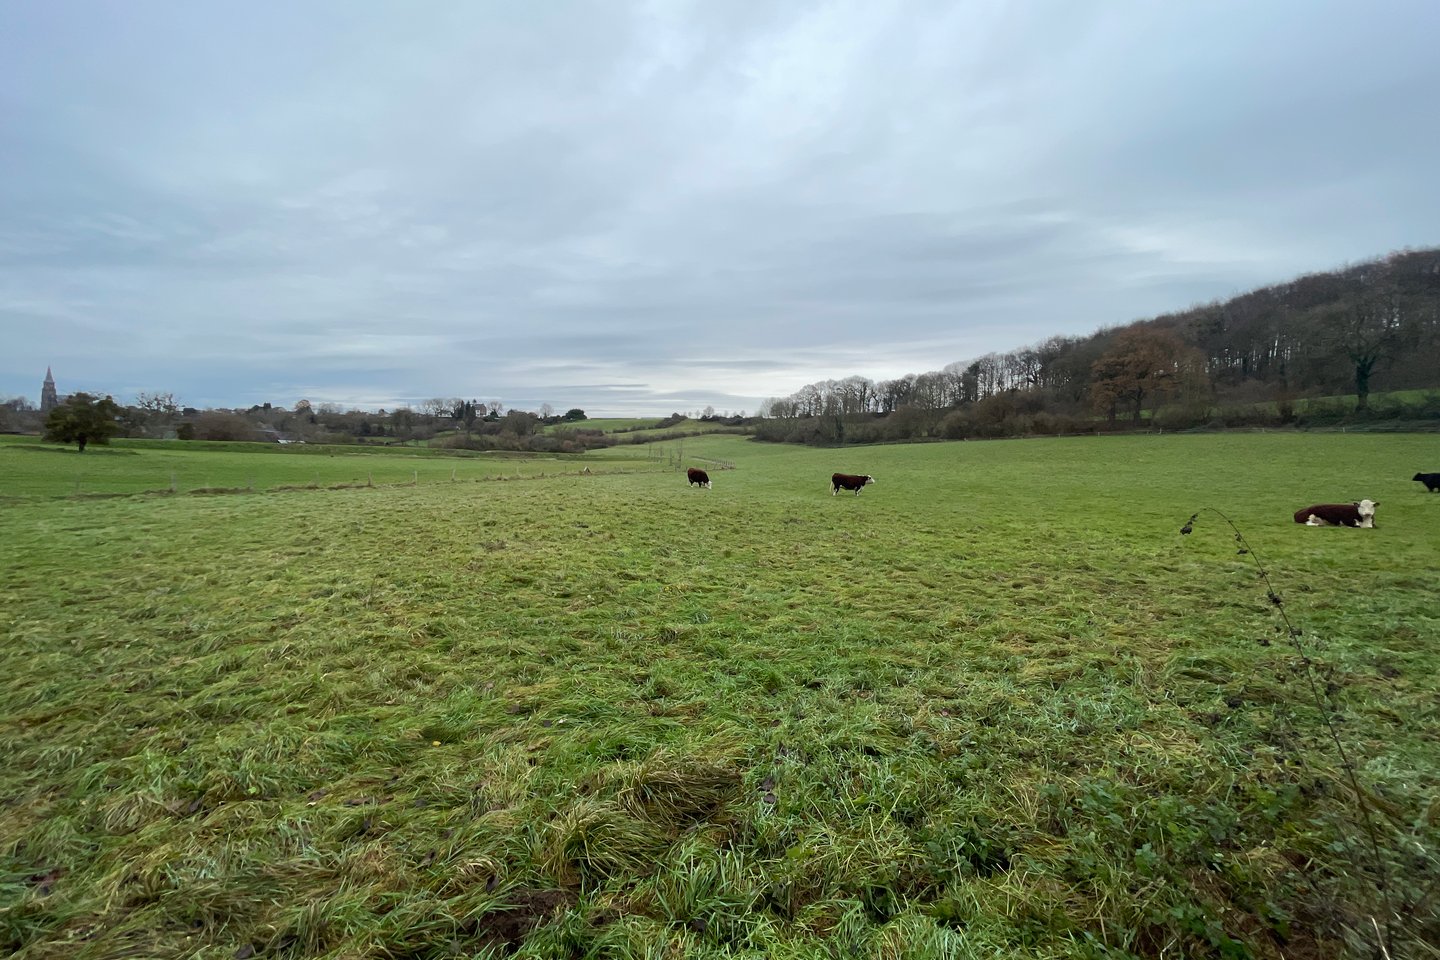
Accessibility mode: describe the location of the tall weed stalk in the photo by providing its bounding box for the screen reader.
[1181,508,1439,958]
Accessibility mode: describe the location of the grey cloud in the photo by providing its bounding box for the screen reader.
[3,1,1438,416]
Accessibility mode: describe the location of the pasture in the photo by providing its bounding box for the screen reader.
[0,436,664,500]
[2,433,1437,959]
[537,417,749,442]
[542,418,663,434]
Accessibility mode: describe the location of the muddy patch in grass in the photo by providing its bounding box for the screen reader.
[462,888,575,955]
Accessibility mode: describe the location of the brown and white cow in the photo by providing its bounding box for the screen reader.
[831,473,875,496]
[686,467,711,489]
[1293,499,1378,528]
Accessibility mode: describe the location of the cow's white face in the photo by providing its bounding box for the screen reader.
[1355,499,1377,527]
[865,476,875,485]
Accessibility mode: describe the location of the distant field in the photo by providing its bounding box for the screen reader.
[543,417,747,440]
[2,434,1437,958]
[1295,387,1440,408]
[546,417,663,433]
[0,436,662,499]
[616,422,750,443]
[1220,387,1440,418]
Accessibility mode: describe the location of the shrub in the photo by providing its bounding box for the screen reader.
[937,409,975,440]
[1152,404,1213,432]
[1294,397,1350,427]
[192,412,261,442]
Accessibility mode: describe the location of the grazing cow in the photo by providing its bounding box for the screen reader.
[1293,499,1378,528]
[831,473,875,496]
[1413,472,1440,492]
[686,467,711,489]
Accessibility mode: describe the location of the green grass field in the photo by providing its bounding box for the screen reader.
[0,436,665,500]
[544,418,665,434]
[1192,388,1440,424]
[1293,388,1440,410]
[544,418,747,435]
[618,423,749,442]
[2,434,1437,958]
[542,419,747,442]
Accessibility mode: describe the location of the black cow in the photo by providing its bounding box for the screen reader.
[1413,472,1440,492]
[686,467,711,489]
[831,473,875,496]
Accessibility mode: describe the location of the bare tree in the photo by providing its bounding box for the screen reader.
[132,391,181,437]
[1321,285,1404,411]
[2,396,37,433]
[135,391,180,417]
[502,409,538,436]
[390,406,416,439]
[910,371,949,410]
[836,376,875,415]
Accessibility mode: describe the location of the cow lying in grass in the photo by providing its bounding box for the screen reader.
[1413,472,1440,492]
[1293,499,1378,528]
[686,467,711,489]
[831,473,875,496]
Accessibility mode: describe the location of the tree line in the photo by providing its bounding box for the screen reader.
[2,391,610,453]
[757,248,1440,444]
[5,387,747,456]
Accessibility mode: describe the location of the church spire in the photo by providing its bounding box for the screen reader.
[41,367,58,412]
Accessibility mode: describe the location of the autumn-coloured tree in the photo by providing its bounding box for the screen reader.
[1090,328,1207,424]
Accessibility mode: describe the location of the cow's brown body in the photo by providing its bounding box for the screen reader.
[1293,501,1377,527]
[831,473,874,496]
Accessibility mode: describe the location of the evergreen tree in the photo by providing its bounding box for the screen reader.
[44,393,121,452]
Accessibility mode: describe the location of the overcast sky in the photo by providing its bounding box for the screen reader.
[3,1,1438,416]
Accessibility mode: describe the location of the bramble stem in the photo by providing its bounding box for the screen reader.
[1183,507,1395,955]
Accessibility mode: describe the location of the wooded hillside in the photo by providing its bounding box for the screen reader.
[759,248,1440,443]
